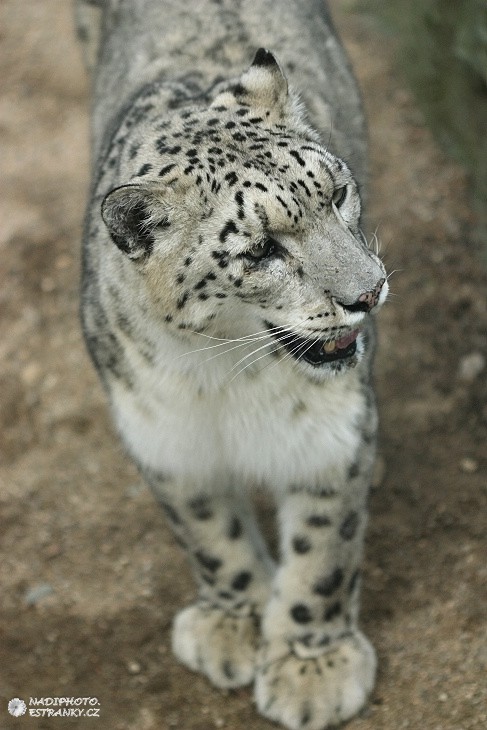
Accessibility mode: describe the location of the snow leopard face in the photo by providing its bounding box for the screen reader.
[100,50,387,379]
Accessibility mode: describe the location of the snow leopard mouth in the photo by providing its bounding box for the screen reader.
[266,323,359,367]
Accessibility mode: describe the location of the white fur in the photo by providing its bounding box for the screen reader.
[172,603,259,688]
[110,328,365,493]
[255,633,377,730]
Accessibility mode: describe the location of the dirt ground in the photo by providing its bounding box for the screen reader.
[1,2,486,729]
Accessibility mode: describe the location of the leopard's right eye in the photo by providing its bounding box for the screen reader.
[332,185,348,209]
[245,237,278,261]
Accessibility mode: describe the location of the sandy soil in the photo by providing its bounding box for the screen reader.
[1,2,486,729]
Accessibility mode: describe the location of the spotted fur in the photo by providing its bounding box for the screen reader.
[78,1,388,728]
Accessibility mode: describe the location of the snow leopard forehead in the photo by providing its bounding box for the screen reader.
[97,49,356,218]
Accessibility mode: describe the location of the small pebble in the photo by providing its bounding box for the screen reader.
[460,458,478,474]
[24,583,54,606]
[457,352,485,381]
[395,89,412,107]
[21,362,41,385]
[55,254,72,270]
[40,276,56,293]
[127,661,141,674]
[44,542,62,559]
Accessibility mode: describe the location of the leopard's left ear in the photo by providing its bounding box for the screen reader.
[101,181,182,260]
[211,48,289,116]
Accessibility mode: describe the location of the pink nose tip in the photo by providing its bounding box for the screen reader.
[340,278,385,314]
[358,278,385,311]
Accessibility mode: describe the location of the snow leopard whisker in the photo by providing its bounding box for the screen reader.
[228,317,322,374]
[229,340,283,381]
[177,325,289,360]
[275,333,316,370]
[186,325,279,343]
[199,337,276,367]
[240,329,309,378]
[202,322,292,343]
[265,329,325,376]
[295,337,322,364]
[196,326,294,368]
[372,225,382,255]
[228,320,320,379]
[229,332,293,374]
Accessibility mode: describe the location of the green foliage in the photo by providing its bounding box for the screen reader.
[359,0,487,241]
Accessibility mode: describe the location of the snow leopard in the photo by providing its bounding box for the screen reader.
[77,1,388,728]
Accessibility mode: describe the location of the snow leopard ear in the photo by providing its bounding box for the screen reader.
[101,182,172,260]
[211,48,289,115]
[240,48,289,107]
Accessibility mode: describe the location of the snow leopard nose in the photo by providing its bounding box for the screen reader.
[338,278,386,313]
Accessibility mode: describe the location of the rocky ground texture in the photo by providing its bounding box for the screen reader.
[1,2,486,729]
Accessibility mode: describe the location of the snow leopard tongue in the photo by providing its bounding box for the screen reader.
[305,329,360,365]
[320,329,359,357]
[335,330,359,350]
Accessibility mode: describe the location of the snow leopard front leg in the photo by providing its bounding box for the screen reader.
[255,432,377,730]
[142,467,274,688]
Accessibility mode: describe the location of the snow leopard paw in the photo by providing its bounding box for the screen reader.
[172,602,260,688]
[254,631,376,729]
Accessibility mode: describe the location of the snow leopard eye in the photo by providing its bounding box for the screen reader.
[245,237,278,261]
[332,185,348,208]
